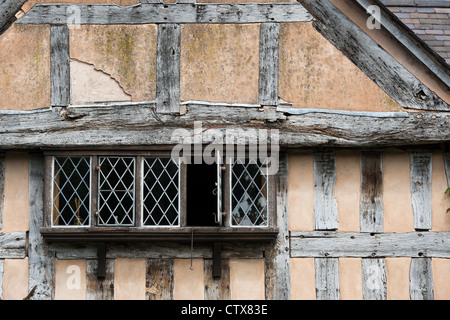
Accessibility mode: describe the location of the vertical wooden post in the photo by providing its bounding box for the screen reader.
[313,152,338,231]
[360,151,383,233]
[50,25,70,107]
[265,153,290,300]
[410,257,434,300]
[410,152,432,230]
[362,258,387,300]
[28,154,55,300]
[0,153,4,230]
[315,258,339,300]
[156,24,181,114]
[259,23,280,106]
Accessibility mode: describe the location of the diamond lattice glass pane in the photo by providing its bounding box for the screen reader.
[52,157,91,226]
[231,158,268,227]
[98,157,135,226]
[143,157,179,226]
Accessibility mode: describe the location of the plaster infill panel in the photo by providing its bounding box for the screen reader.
[114,258,147,300]
[2,258,29,300]
[54,259,87,300]
[181,24,260,105]
[290,258,316,300]
[288,153,314,231]
[278,22,402,112]
[173,259,205,300]
[229,259,265,300]
[70,24,157,104]
[382,152,415,233]
[335,151,361,232]
[433,258,450,300]
[385,257,410,300]
[0,24,50,111]
[339,258,363,300]
[1,153,29,233]
[431,152,450,231]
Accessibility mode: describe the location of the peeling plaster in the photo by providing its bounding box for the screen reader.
[70,58,132,105]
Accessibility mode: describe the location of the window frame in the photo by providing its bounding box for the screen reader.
[42,149,278,242]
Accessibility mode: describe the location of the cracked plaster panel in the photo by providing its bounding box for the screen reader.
[278,22,403,112]
[21,0,139,13]
[0,24,50,111]
[180,24,260,105]
[70,24,157,104]
[70,59,131,105]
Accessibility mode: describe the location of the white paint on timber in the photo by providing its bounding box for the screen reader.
[277,106,409,118]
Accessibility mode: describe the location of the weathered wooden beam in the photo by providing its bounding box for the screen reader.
[410,152,433,230]
[0,232,27,259]
[410,257,434,300]
[315,258,339,300]
[146,258,173,300]
[0,154,4,230]
[290,231,450,258]
[444,153,450,188]
[362,258,387,300]
[48,241,264,260]
[0,104,449,149]
[0,259,3,299]
[17,3,313,25]
[156,24,181,114]
[259,23,280,106]
[265,153,290,300]
[50,25,70,107]
[86,258,114,300]
[313,153,338,231]
[360,152,383,233]
[298,0,450,111]
[204,259,230,300]
[28,155,55,300]
[0,0,28,35]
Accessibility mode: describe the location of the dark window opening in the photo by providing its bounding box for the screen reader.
[186,162,218,227]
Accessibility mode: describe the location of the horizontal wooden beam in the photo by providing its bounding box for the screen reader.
[0,232,27,259]
[17,3,312,25]
[40,227,278,243]
[290,231,450,258]
[0,103,449,149]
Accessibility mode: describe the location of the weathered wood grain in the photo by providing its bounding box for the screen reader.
[298,0,450,111]
[444,153,450,188]
[362,258,387,300]
[290,231,450,258]
[17,3,313,24]
[146,258,173,300]
[313,153,338,230]
[0,0,28,35]
[0,104,449,149]
[49,241,264,260]
[86,258,114,300]
[259,23,279,106]
[410,152,432,230]
[265,153,290,300]
[156,24,180,114]
[204,259,230,300]
[315,258,339,300]
[360,152,383,233]
[0,154,4,230]
[28,155,55,300]
[50,25,70,107]
[0,259,3,299]
[0,232,26,259]
[410,257,434,300]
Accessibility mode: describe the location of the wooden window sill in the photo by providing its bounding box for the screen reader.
[40,226,279,243]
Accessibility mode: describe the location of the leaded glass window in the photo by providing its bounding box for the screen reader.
[52,156,91,226]
[231,158,268,227]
